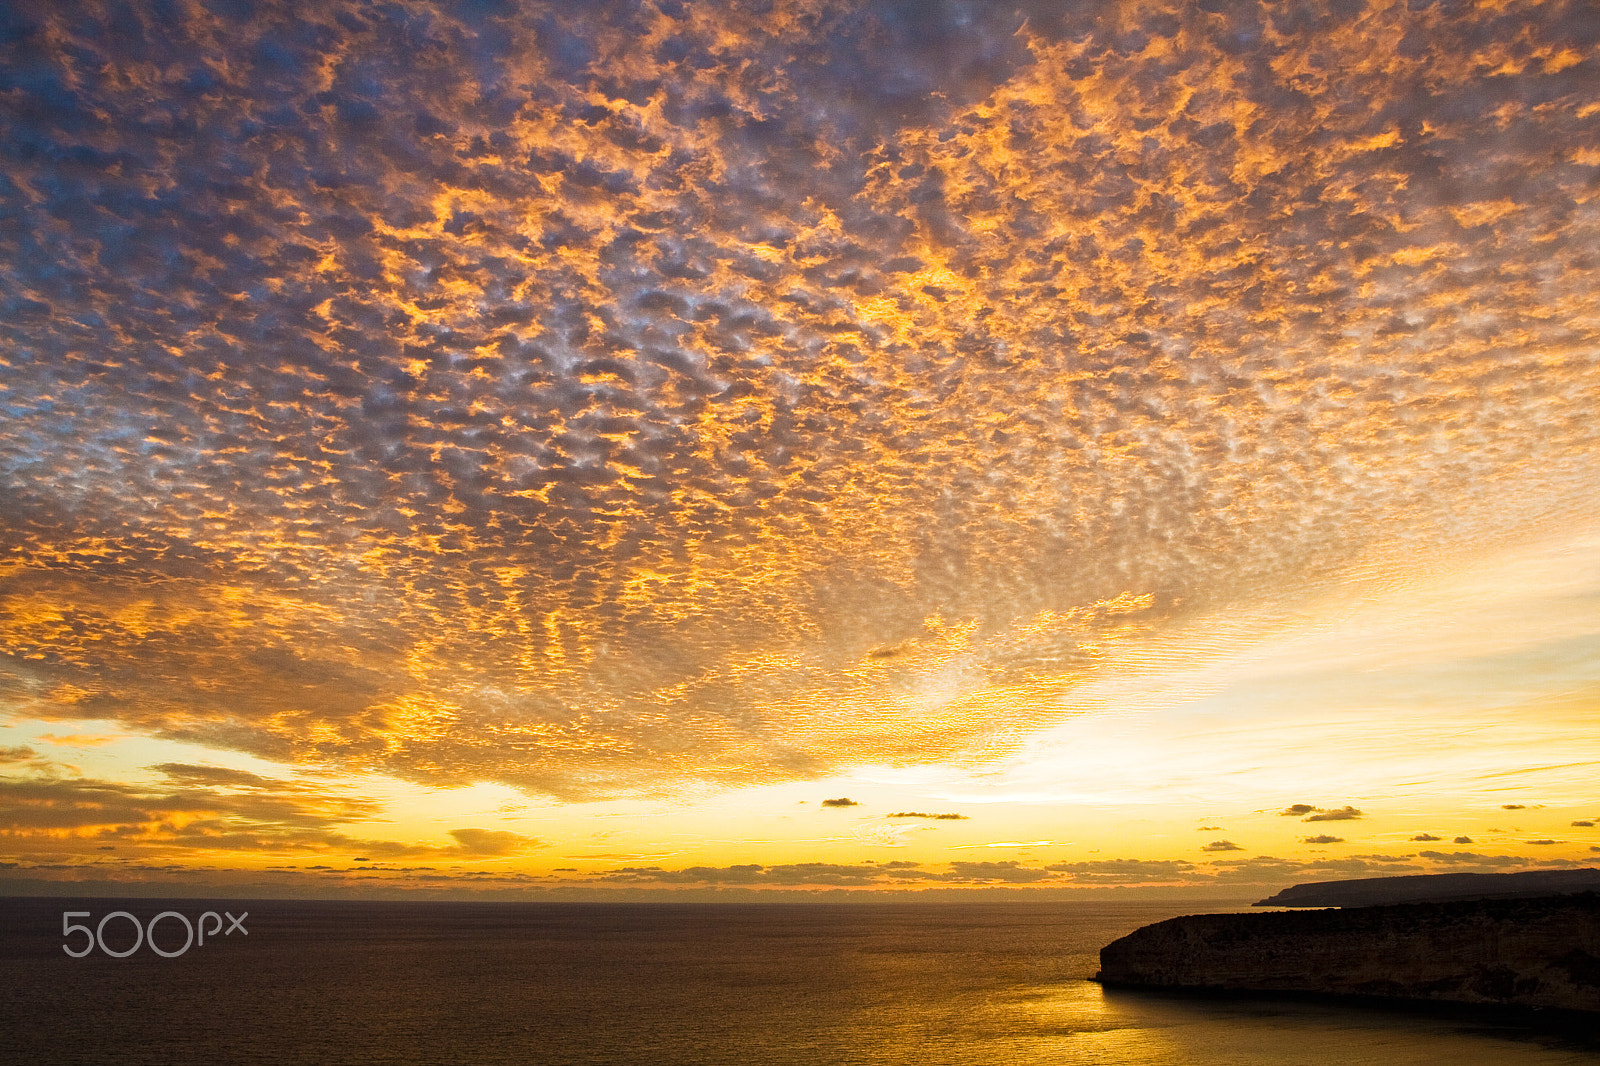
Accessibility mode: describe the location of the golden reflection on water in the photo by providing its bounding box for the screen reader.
[1001,982,1598,1066]
[1007,979,1185,1066]
[822,902,1600,1066]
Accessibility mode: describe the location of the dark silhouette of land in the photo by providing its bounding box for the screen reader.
[1099,874,1600,1017]
[1254,867,1600,908]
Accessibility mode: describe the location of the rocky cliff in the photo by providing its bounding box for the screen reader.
[1097,893,1600,1014]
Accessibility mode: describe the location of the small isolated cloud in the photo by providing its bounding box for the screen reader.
[1279,804,1363,821]
[1202,840,1244,852]
[448,828,546,856]
[1572,821,1594,827]
[1454,836,1474,844]
[852,823,916,848]
[1197,825,1223,831]
[0,746,37,763]
[1302,835,1344,844]
[821,797,859,808]
[1525,838,1560,845]
[1502,804,1527,810]
[886,811,967,820]
[1411,833,1442,841]
[37,733,119,747]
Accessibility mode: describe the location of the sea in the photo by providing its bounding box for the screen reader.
[2,897,1597,1065]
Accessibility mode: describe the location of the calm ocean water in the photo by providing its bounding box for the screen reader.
[2,897,1596,1065]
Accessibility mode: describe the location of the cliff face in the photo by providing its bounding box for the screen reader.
[1098,893,1600,1014]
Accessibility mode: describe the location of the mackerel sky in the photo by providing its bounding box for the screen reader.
[3,0,1599,895]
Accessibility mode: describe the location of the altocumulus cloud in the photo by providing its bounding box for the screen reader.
[1208,855,1422,882]
[2,1,1599,802]
[1045,859,1197,884]
[598,862,905,886]
[588,859,1064,887]
[1418,850,1543,868]
[940,861,1052,884]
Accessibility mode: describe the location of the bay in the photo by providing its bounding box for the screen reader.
[2,897,1595,1065]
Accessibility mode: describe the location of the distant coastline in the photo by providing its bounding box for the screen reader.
[1254,867,1600,909]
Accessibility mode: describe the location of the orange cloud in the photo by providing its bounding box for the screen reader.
[2,0,1597,808]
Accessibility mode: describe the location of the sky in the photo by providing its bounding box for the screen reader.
[2,0,1599,900]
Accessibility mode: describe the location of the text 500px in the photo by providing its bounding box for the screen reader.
[62,909,248,958]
